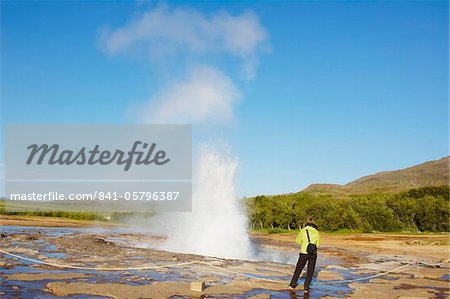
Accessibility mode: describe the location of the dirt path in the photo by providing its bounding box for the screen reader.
[0,214,121,228]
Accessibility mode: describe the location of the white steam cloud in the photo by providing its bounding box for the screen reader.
[100,4,268,124]
[99,4,267,80]
[99,4,268,259]
[139,66,241,124]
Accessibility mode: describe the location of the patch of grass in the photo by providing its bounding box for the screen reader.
[326,228,363,234]
[252,228,297,234]
[267,227,288,234]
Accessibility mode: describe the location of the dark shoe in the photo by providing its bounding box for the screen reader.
[289,283,298,289]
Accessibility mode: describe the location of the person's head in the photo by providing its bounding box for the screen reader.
[306,216,314,224]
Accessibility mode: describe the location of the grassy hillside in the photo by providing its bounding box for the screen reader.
[245,157,449,232]
[245,185,449,233]
[304,156,449,195]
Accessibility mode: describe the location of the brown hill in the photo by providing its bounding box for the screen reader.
[303,156,449,195]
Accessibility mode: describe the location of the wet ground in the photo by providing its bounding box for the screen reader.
[1,225,449,298]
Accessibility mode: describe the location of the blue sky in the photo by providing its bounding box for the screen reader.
[1,1,448,196]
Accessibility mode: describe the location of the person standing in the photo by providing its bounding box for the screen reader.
[289,216,320,293]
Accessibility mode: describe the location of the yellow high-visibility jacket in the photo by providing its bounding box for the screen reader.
[295,224,320,254]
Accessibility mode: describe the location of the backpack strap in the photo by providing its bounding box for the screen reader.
[306,229,311,243]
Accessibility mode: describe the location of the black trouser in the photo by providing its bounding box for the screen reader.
[290,253,317,290]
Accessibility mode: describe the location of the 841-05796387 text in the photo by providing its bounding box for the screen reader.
[9,191,181,201]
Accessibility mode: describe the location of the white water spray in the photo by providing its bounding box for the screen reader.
[154,146,252,260]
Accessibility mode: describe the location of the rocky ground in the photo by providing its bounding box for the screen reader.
[0,216,449,298]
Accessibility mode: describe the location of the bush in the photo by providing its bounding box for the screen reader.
[244,186,449,233]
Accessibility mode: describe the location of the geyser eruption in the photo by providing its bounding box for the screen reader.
[156,146,252,260]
